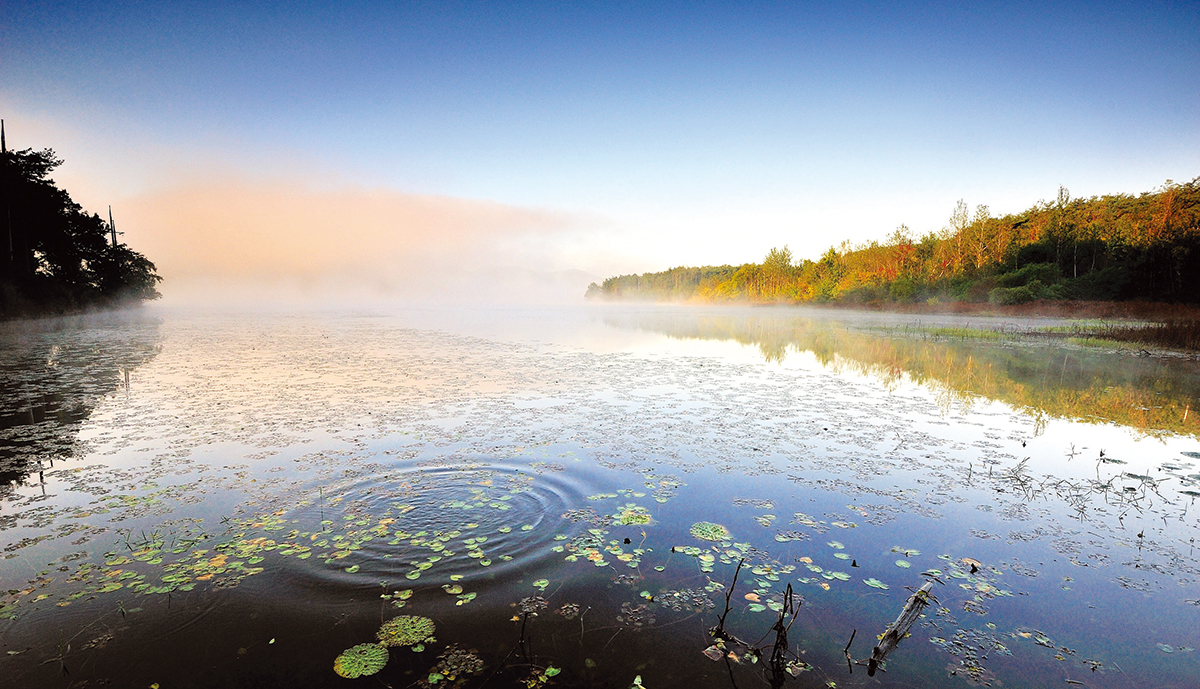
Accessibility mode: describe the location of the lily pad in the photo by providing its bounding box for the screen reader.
[690,522,731,541]
[863,578,889,590]
[613,503,653,526]
[377,615,436,647]
[334,643,389,678]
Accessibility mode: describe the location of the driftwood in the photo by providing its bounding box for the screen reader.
[867,581,934,676]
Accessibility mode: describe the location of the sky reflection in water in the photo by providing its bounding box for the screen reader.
[1,305,1198,688]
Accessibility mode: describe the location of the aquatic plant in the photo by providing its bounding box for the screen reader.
[420,644,484,687]
[613,503,652,525]
[689,521,730,541]
[377,615,436,647]
[519,596,548,615]
[334,643,389,678]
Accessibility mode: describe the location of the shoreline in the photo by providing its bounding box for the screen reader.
[592,297,1200,322]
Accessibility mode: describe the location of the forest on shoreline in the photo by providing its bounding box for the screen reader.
[587,178,1200,310]
[1,128,161,320]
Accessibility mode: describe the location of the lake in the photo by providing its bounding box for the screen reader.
[2,304,1198,688]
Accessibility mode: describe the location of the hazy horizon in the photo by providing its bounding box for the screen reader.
[3,1,1196,305]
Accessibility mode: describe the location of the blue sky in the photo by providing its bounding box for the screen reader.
[3,1,1198,299]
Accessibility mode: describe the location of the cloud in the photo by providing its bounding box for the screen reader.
[119,177,597,305]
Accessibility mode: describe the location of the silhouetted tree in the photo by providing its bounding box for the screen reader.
[1,142,161,317]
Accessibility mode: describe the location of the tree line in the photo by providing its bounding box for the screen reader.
[586,178,1200,306]
[1,125,161,318]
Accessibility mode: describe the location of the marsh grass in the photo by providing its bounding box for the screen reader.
[1079,321,1200,352]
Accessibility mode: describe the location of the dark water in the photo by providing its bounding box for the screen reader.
[2,305,1199,688]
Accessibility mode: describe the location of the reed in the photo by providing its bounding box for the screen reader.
[1078,320,1200,352]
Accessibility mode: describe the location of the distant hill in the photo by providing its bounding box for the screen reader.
[587,178,1200,307]
[1,135,161,319]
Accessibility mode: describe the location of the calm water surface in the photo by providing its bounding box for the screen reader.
[2,305,1199,688]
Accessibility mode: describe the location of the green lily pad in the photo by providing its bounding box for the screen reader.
[334,643,389,678]
[690,522,731,541]
[377,615,436,647]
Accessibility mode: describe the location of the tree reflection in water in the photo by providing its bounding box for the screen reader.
[604,308,1200,439]
[0,310,162,489]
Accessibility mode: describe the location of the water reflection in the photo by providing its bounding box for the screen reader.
[3,309,1200,688]
[602,307,1200,438]
[0,310,162,488]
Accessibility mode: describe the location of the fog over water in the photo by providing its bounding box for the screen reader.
[2,303,1199,688]
[6,2,1197,683]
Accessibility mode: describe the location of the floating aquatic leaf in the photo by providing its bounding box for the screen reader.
[377,615,436,648]
[863,578,889,590]
[443,584,463,595]
[703,645,724,661]
[833,553,851,560]
[786,659,813,676]
[334,643,389,678]
[533,579,549,591]
[690,522,730,541]
[613,503,653,526]
[826,541,844,549]
[747,603,767,612]
[895,560,911,568]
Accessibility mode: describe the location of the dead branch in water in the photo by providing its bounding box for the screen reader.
[844,581,935,676]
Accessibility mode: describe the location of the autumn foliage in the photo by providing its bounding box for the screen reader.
[587,178,1200,306]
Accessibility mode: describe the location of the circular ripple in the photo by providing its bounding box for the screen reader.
[276,462,593,586]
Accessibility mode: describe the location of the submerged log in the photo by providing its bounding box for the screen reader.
[867,581,934,676]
